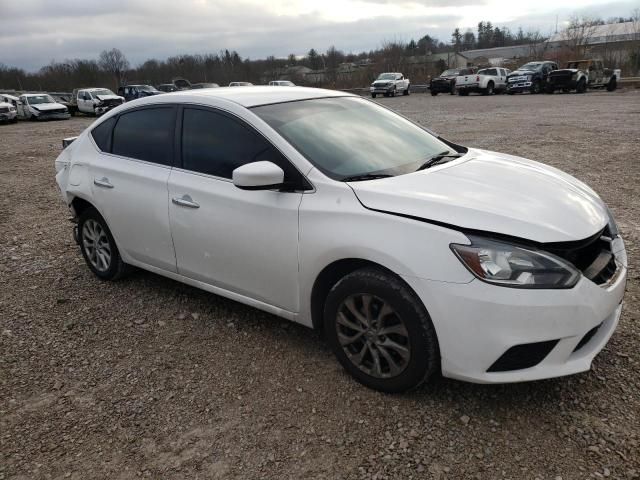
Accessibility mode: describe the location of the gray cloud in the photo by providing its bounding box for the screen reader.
[0,0,637,71]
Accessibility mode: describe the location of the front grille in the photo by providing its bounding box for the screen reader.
[573,323,602,353]
[549,72,572,84]
[488,340,559,372]
[546,228,618,286]
[0,107,9,113]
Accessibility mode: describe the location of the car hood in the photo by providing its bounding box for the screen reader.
[349,148,608,243]
[372,80,392,85]
[32,102,67,111]
[552,69,579,74]
[95,94,124,102]
[508,70,536,77]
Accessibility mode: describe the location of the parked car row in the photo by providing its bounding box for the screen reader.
[0,80,298,123]
[427,59,620,97]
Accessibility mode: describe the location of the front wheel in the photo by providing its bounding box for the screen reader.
[576,79,587,94]
[78,207,131,280]
[431,91,438,96]
[371,93,377,98]
[607,77,617,92]
[531,81,541,94]
[324,268,439,393]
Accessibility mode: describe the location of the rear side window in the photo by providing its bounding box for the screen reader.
[112,107,175,165]
[91,117,116,152]
[181,107,302,183]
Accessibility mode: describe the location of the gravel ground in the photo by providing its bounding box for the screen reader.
[1,89,639,480]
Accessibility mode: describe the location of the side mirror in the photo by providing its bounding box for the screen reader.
[232,161,284,190]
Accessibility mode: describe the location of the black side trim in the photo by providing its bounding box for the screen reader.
[488,340,559,372]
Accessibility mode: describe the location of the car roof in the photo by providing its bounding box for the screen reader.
[144,86,353,108]
[23,93,52,97]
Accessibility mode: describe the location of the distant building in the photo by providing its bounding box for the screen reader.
[460,44,546,67]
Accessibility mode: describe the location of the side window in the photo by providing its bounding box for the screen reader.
[91,117,117,152]
[181,107,304,185]
[112,107,175,165]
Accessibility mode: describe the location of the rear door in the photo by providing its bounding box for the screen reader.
[89,106,178,272]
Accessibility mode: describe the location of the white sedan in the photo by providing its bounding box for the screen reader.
[54,87,627,392]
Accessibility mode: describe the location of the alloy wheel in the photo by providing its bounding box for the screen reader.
[82,219,112,272]
[336,294,411,378]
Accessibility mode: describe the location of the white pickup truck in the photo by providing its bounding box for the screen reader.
[68,88,124,116]
[370,72,410,98]
[455,67,510,96]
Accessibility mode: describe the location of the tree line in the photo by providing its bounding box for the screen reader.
[1,12,638,93]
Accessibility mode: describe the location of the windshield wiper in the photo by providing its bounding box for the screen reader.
[341,173,393,182]
[416,151,462,171]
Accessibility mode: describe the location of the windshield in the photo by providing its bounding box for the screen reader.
[253,97,456,180]
[27,95,55,105]
[377,73,396,80]
[567,61,588,69]
[92,89,115,96]
[520,63,542,71]
[138,85,159,92]
[440,69,459,76]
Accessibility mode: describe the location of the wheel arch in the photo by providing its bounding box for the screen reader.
[310,258,421,334]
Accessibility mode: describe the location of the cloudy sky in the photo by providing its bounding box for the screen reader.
[1,0,637,71]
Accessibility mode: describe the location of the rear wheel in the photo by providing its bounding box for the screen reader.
[483,82,494,95]
[78,207,130,281]
[371,93,377,98]
[403,85,410,96]
[606,77,617,92]
[431,91,438,96]
[324,268,439,393]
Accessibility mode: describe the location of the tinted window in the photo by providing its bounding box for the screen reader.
[91,117,116,152]
[181,107,303,183]
[112,107,175,165]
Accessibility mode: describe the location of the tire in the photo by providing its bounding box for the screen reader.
[323,268,440,393]
[403,85,410,96]
[576,78,587,94]
[431,91,438,96]
[78,207,130,281]
[371,93,376,98]
[606,77,617,92]
[483,82,494,95]
[531,81,541,94]
[391,87,396,97]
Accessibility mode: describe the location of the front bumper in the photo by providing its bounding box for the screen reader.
[0,112,17,121]
[430,81,453,93]
[548,79,578,90]
[35,112,71,121]
[507,81,533,92]
[404,247,627,383]
[370,85,394,94]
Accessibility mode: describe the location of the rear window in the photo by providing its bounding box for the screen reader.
[112,107,175,165]
[90,117,116,152]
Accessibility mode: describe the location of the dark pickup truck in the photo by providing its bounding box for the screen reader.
[430,68,476,96]
[506,61,557,94]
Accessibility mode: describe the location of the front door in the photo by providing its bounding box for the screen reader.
[168,106,305,312]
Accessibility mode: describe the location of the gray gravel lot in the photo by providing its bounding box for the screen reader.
[1,90,639,480]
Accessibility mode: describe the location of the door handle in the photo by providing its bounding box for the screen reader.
[172,195,200,209]
[94,177,114,189]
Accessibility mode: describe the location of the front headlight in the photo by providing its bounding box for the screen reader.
[450,236,580,289]
[526,75,532,81]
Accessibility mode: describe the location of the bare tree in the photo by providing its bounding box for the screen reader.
[98,48,130,89]
[561,15,601,58]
